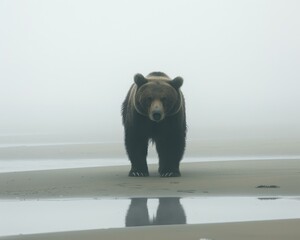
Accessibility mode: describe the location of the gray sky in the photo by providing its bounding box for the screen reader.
[0,0,299,144]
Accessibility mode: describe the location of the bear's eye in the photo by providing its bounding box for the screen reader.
[161,97,167,103]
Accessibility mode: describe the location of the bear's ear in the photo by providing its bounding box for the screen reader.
[134,73,148,87]
[170,76,183,89]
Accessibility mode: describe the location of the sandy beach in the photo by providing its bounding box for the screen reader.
[0,159,299,199]
[0,159,300,239]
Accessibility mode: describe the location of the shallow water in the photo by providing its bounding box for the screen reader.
[2,156,300,173]
[0,196,300,237]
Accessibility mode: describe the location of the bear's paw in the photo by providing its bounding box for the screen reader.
[160,171,181,178]
[128,169,149,177]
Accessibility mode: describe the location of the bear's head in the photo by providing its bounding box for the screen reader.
[133,72,183,122]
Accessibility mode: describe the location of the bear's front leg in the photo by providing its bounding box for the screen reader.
[125,129,149,177]
[155,134,185,177]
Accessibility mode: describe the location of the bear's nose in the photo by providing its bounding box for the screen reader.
[152,111,162,122]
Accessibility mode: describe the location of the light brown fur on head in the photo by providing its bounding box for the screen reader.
[146,72,171,81]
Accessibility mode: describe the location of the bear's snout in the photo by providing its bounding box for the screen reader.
[149,100,164,122]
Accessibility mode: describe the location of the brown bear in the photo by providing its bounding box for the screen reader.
[122,72,186,177]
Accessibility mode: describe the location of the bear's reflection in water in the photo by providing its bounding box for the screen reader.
[125,197,186,227]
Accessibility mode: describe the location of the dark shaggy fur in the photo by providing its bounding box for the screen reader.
[122,72,186,177]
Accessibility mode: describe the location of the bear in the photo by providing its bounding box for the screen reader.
[122,72,186,177]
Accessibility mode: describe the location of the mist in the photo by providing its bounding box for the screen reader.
[1,0,299,145]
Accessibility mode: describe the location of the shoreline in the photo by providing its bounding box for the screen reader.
[1,139,300,160]
[1,156,300,174]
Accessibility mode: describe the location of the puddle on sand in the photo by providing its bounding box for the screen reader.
[0,196,300,237]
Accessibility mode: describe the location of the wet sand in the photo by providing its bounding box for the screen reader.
[0,159,300,239]
[3,219,300,240]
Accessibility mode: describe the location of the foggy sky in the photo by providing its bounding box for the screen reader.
[0,0,299,144]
